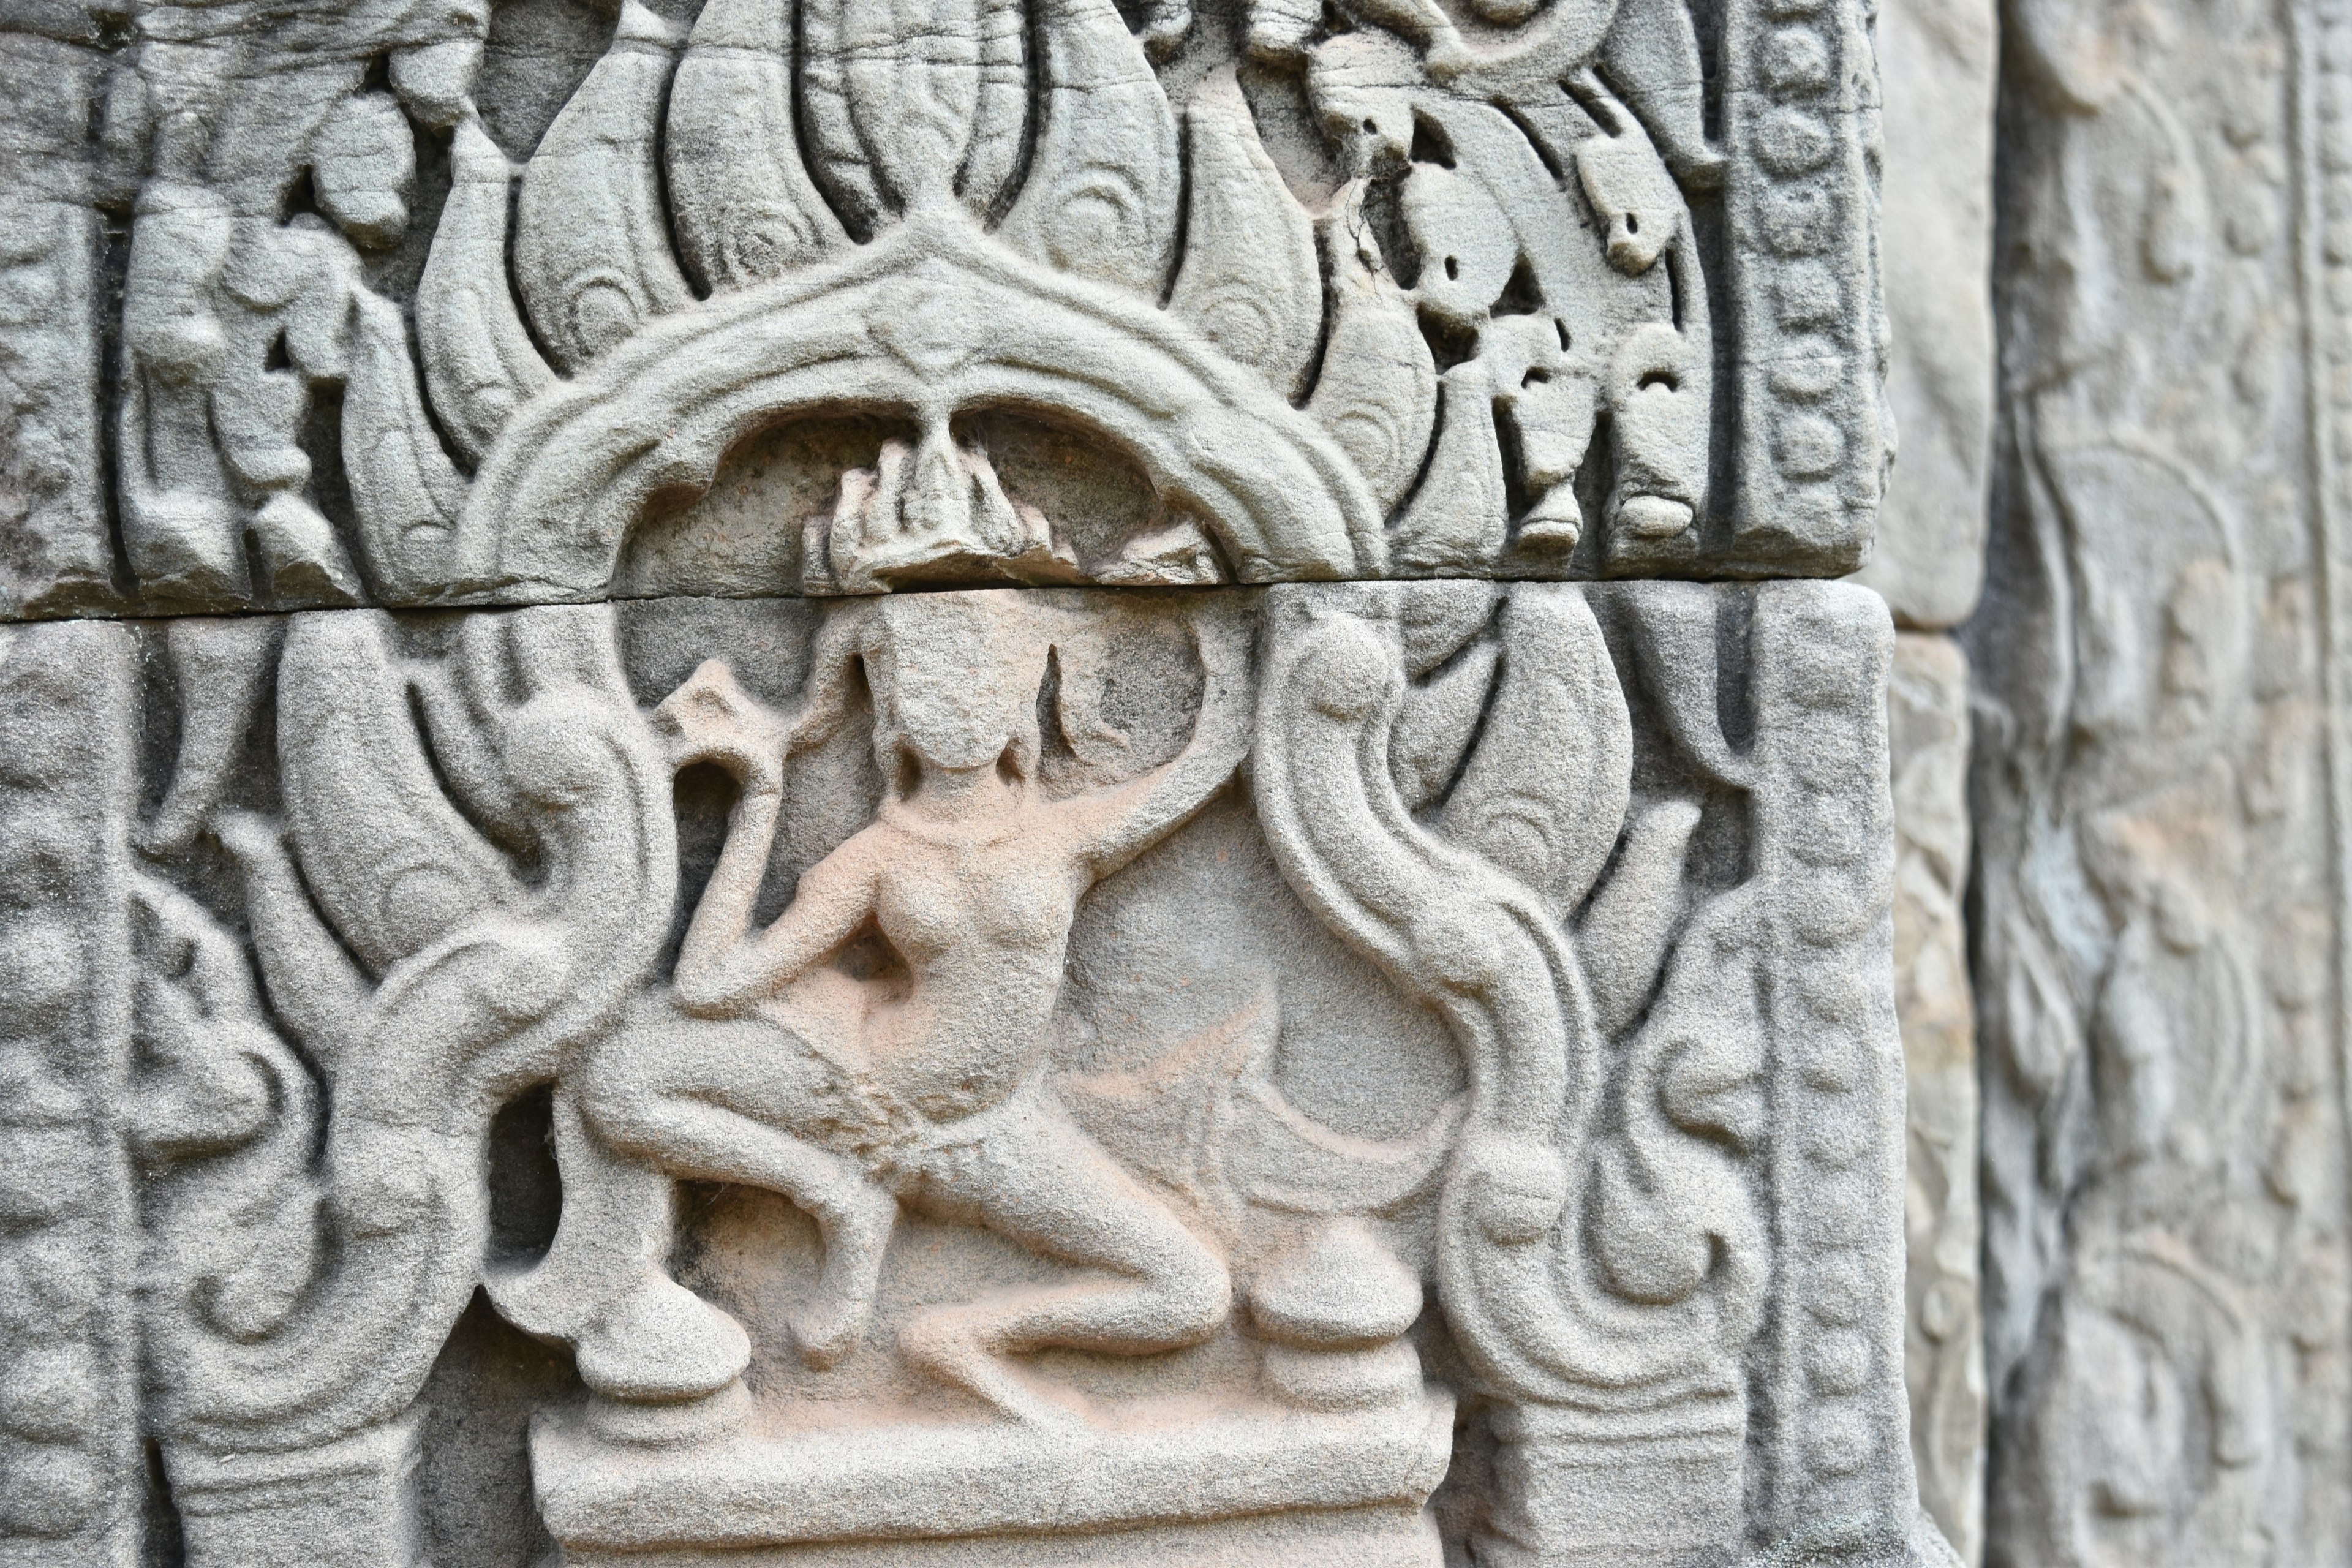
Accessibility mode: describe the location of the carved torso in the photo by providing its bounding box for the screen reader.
[825,797,1089,1120]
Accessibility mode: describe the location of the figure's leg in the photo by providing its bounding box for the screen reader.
[899,1102,1231,1423]
[523,1091,751,1405]
[585,1003,899,1367]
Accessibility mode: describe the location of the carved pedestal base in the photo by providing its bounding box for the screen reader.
[1479,1404,1746,1568]
[534,1395,1452,1567]
[168,1418,423,1568]
[553,1508,1440,1568]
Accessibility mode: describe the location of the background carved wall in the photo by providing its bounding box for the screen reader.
[0,0,1949,1562]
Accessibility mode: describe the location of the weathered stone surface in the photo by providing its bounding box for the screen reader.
[1973,0,2352,1555]
[0,0,1889,617]
[0,578,1941,1564]
[0,0,1945,1560]
[0,15,120,620]
[1849,0,1992,629]
[1865,0,1996,1528]
[1863,0,1995,1532]
[1890,631,1983,1563]
[0,622,142,1565]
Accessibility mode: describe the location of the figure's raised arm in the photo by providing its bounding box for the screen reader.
[673,832,880,1015]
[656,659,884,1015]
[787,604,875,750]
[653,662,788,1004]
[648,663,769,1008]
[658,660,790,792]
[1069,603,1256,878]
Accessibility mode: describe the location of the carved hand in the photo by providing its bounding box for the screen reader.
[655,660,787,792]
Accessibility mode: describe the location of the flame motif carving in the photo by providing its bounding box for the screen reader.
[327,0,1709,605]
[102,0,1724,610]
[388,0,1395,601]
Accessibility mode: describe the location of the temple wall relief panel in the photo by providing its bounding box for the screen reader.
[0,0,1940,1560]
[0,0,1890,616]
[0,576,1942,1564]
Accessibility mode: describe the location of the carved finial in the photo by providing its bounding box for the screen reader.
[810,421,1084,594]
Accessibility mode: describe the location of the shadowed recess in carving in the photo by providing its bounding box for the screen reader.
[488,1083,564,1266]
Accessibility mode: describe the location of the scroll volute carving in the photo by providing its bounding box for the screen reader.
[105,0,1741,612]
[1252,581,1766,1409]
[133,606,675,1455]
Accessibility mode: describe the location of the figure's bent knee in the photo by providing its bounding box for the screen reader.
[579,1025,677,1155]
[579,1066,656,1155]
[669,963,747,1020]
[1156,1230,1232,1343]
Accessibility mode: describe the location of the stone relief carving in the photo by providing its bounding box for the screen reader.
[1849,0,1992,631]
[0,624,143,1563]
[1974,0,2351,1553]
[0,0,1887,616]
[31,0,2352,1560]
[1890,632,1982,1564]
[0,571,1932,1563]
[0,0,1932,1559]
[0,23,116,619]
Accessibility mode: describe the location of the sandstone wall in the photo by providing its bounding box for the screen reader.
[0,0,1954,1564]
[1870,0,1996,1549]
[1972,0,2352,1558]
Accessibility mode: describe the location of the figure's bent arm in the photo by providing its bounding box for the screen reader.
[1073,607,1256,878]
[788,606,874,748]
[674,831,880,1014]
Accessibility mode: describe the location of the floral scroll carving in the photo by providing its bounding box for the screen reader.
[58,0,1888,617]
[3,0,1913,1558]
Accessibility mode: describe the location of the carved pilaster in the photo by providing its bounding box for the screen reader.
[0,622,140,1564]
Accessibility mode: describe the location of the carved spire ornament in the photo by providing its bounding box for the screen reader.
[45,0,1892,616]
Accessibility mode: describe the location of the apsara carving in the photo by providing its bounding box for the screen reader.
[99,569,1909,1564]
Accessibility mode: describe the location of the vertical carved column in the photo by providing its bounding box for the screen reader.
[0,622,140,1562]
[0,0,1944,1557]
[1865,0,1997,1548]
[1890,633,1982,1562]
[1749,584,1910,1546]
[1718,0,1893,563]
[0,10,118,615]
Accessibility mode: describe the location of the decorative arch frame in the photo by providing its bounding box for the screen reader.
[443,221,1390,601]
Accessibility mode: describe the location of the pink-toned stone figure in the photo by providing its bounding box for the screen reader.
[588,591,1253,1422]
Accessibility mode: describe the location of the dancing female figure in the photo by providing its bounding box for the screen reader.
[587,592,1253,1422]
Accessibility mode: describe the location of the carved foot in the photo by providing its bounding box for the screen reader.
[249,492,363,607]
[794,1179,898,1367]
[898,1313,1082,1430]
[575,1273,752,1404]
[788,1285,875,1370]
[583,1381,754,1449]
